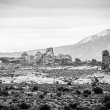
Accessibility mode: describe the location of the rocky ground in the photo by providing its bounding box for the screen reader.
[0,66,110,110]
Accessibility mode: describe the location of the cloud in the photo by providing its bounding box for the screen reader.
[0,0,110,9]
[0,0,110,52]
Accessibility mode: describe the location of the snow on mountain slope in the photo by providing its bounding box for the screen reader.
[97,29,110,37]
[79,29,110,44]
[78,36,93,44]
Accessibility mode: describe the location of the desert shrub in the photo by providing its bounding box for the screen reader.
[91,82,97,87]
[43,91,47,95]
[98,106,107,110]
[0,90,9,96]
[57,87,64,91]
[63,88,70,92]
[0,105,8,110]
[27,93,32,96]
[12,98,18,103]
[9,85,15,90]
[69,103,78,109]
[39,94,44,99]
[18,102,31,109]
[83,90,91,95]
[91,78,99,87]
[83,90,91,97]
[11,91,20,97]
[77,107,90,110]
[0,105,4,109]
[93,87,103,94]
[104,100,110,109]
[83,93,89,97]
[0,87,2,91]
[8,105,19,110]
[15,86,24,91]
[64,106,70,110]
[4,86,9,90]
[67,81,72,85]
[31,85,38,92]
[94,77,99,83]
[102,95,110,103]
[64,79,68,82]
[55,81,59,84]
[56,92,61,97]
[39,104,51,110]
[76,90,82,95]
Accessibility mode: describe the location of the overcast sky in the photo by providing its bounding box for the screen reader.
[0,0,110,53]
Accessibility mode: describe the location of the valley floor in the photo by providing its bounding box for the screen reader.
[0,66,110,110]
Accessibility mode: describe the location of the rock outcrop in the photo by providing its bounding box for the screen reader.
[102,50,110,71]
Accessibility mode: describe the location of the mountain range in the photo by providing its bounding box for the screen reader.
[0,29,110,61]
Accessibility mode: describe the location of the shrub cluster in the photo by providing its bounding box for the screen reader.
[64,103,78,110]
[18,102,31,109]
[31,85,39,92]
[57,87,69,92]
[67,81,72,85]
[76,90,82,95]
[93,87,103,94]
[83,90,91,97]
[56,92,61,97]
[38,104,51,110]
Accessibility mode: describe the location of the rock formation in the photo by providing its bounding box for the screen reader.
[43,48,55,67]
[35,48,55,67]
[102,50,110,71]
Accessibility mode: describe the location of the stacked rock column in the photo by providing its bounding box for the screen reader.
[43,48,55,67]
[102,50,110,71]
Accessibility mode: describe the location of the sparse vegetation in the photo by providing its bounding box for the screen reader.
[104,101,110,109]
[18,102,31,109]
[93,87,103,94]
[39,104,51,110]
[83,89,91,97]
[56,92,61,97]
[0,49,109,110]
[69,103,78,109]
[31,85,39,92]
[39,94,45,99]
[102,95,110,103]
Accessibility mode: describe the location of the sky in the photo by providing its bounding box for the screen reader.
[0,0,110,53]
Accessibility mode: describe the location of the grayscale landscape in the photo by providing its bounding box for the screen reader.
[0,0,110,110]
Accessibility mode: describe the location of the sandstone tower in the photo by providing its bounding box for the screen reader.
[43,48,55,67]
[102,50,110,71]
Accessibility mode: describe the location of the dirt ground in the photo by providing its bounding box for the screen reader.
[0,67,110,110]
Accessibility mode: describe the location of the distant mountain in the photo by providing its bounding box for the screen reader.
[0,29,110,61]
[53,29,110,61]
